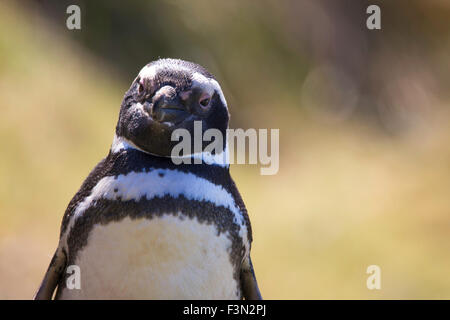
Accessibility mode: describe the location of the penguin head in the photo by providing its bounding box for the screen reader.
[115,58,229,157]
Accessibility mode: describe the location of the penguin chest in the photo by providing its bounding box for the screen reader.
[59,214,240,299]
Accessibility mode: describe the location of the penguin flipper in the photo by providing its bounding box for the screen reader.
[34,249,66,300]
[240,256,262,300]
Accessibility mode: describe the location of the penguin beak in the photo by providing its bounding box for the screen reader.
[151,86,191,124]
[154,97,188,122]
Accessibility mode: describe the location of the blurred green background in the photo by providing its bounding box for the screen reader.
[1,0,450,299]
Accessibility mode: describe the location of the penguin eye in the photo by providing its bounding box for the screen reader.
[137,77,156,101]
[199,98,210,107]
[137,80,144,94]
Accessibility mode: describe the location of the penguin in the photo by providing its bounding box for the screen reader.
[34,58,262,300]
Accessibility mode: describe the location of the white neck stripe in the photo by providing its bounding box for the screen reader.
[111,135,230,167]
[61,168,248,252]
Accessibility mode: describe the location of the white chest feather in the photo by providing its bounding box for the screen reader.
[58,215,239,299]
